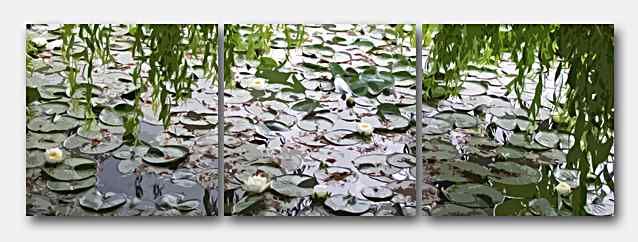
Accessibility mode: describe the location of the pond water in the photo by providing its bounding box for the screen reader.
[26,24,218,216]
[421,53,615,216]
[223,24,418,216]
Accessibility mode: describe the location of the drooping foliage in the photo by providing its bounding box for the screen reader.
[423,24,614,215]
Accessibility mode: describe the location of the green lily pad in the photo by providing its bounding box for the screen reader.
[447,160,492,177]
[26,150,46,168]
[79,189,127,212]
[66,103,89,119]
[27,116,80,132]
[553,168,580,188]
[158,194,201,212]
[528,198,558,216]
[26,132,66,150]
[494,146,527,160]
[291,99,320,113]
[232,195,264,215]
[47,176,96,192]
[361,186,394,201]
[585,193,614,216]
[298,116,333,132]
[459,81,487,96]
[432,203,488,216]
[117,159,142,174]
[434,112,477,129]
[494,118,531,131]
[31,101,69,115]
[489,162,541,185]
[324,194,371,215]
[99,109,124,126]
[387,153,416,168]
[142,145,189,165]
[270,174,317,197]
[423,118,452,135]
[324,129,361,146]
[363,114,410,132]
[508,133,548,150]
[43,157,97,181]
[534,131,559,148]
[444,183,504,208]
[77,136,123,155]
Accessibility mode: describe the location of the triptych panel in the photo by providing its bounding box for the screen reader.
[25,24,614,217]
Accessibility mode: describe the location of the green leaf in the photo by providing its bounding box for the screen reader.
[291,99,320,113]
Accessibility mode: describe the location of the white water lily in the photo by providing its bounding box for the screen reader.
[45,147,64,163]
[555,181,571,195]
[242,175,271,193]
[31,37,48,48]
[248,78,266,91]
[357,122,374,136]
[334,77,352,98]
[312,184,331,201]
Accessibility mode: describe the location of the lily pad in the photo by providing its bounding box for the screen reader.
[26,150,46,168]
[324,129,361,146]
[43,157,97,181]
[553,168,580,188]
[423,118,452,135]
[444,183,504,208]
[26,132,66,150]
[270,174,317,197]
[117,159,142,174]
[434,112,477,128]
[78,136,123,155]
[508,133,548,150]
[361,186,394,201]
[489,162,541,185]
[31,101,69,115]
[79,189,127,212]
[298,116,333,132]
[387,153,416,168]
[534,131,559,148]
[27,116,80,132]
[142,145,189,165]
[528,198,558,216]
[324,194,371,215]
[99,109,124,126]
[232,195,263,215]
[47,176,96,192]
[432,203,488,216]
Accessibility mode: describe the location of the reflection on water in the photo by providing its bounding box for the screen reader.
[25,24,218,216]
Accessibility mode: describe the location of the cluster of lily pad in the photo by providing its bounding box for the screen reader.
[422,59,614,216]
[224,24,418,216]
[26,24,218,216]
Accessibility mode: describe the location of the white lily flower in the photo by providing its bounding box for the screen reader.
[334,77,352,98]
[242,175,271,193]
[555,181,571,195]
[248,78,266,91]
[312,184,330,200]
[45,147,64,163]
[357,122,374,136]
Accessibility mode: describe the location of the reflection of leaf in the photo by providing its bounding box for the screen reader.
[376,103,401,120]
[26,86,41,104]
[256,69,291,84]
[281,75,305,93]
[233,195,263,215]
[529,198,558,216]
[257,57,278,70]
[291,99,319,113]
